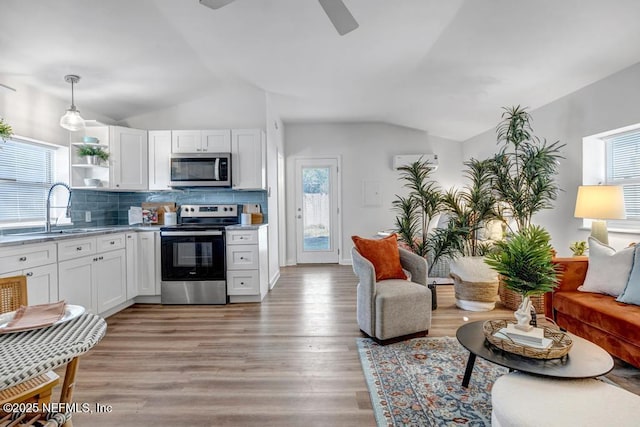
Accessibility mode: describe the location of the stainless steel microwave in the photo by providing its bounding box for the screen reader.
[170,153,231,187]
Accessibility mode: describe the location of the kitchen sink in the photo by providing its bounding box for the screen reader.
[14,228,114,236]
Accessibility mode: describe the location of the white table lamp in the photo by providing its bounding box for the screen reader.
[574,185,625,245]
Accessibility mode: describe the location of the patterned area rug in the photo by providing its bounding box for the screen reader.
[357,336,508,426]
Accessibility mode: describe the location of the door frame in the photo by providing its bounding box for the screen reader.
[294,156,342,264]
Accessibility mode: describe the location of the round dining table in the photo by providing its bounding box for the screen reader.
[0,311,107,426]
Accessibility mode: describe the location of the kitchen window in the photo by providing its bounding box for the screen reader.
[0,136,68,227]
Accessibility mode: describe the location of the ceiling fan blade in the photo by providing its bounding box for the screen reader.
[318,0,359,36]
[199,0,236,10]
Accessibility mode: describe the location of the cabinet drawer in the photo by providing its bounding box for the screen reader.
[226,229,258,245]
[0,243,57,273]
[97,233,126,252]
[58,238,97,261]
[226,245,259,270]
[227,270,259,295]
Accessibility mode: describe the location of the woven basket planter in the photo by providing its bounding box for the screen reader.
[498,279,545,312]
[450,257,499,311]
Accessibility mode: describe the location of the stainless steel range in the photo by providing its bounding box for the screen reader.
[160,204,238,304]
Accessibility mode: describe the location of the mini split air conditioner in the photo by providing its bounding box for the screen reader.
[392,154,439,170]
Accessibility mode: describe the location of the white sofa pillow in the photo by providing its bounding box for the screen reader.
[579,237,635,297]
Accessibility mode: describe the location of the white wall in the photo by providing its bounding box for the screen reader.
[463,61,640,255]
[284,122,464,265]
[265,93,284,287]
[0,77,113,147]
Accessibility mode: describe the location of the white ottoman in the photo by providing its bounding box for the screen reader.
[492,372,640,427]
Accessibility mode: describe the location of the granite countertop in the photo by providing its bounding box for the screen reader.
[0,225,158,247]
[0,223,266,247]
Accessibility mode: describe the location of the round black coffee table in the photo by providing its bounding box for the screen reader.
[456,320,614,388]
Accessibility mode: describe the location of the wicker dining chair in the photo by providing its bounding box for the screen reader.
[0,276,60,411]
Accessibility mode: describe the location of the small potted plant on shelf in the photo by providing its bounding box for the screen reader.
[77,145,109,165]
[484,225,560,329]
[0,117,13,142]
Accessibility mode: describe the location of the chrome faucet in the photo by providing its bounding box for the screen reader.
[46,183,72,232]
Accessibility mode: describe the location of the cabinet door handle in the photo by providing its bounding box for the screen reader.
[240,282,245,285]
[25,272,33,277]
[19,256,27,262]
[93,257,98,262]
[110,241,115,245]
[99,256,104,261]
[77,247,82,251]
[196,148,202,152]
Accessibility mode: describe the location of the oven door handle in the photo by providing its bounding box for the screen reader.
[161,231,224,237]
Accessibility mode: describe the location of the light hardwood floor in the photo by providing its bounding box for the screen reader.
[66,264,639,426]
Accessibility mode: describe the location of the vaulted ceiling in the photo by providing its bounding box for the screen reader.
[2,0,640,140]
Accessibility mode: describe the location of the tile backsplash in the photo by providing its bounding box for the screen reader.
[71,188,267,227]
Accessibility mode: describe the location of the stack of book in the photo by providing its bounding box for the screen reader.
[498,324,553,349]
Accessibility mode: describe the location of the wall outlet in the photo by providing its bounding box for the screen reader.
[85,211,91,222]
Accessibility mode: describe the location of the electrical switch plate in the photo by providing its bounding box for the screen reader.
[85,211,91,222]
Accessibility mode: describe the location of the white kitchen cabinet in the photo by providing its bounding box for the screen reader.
[58,254,96,313]
[137,231,159,296]
[172,130,231,153]
[69,123,148,191]
[95,249,127,313]
[1,263,59,306]
[231,129,266,190]
[110,126,148,190]
[0,243,58,305]
[125,232,139,300]
[57,234,127,314]
[148,130,172,190]
[226,226,268,302]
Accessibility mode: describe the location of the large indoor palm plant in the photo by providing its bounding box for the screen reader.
[489,106,564,310]
[490,105,564,232]
[439,158,503,311]
[393,159,464,276]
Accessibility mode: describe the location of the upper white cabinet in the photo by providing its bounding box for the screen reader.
[110,126,148,190]
[148,130,172,190]
[172,130,231,153]
[70,123,148,191]
[231,129,266,190]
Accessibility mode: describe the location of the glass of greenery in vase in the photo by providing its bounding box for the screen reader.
[77,145,109,165]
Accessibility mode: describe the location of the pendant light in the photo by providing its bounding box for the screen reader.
[59,74,85,131]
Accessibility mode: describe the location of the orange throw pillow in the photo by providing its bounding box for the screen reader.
[352,234,407,281]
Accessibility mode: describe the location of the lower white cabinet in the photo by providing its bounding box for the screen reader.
[137,231,159,296]
[0,242,58,305]
[1,263,58,306]
[58,234,127,314]
[125,233,139,299]
[226,226,268,302]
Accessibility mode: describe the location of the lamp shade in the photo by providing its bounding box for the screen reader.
[574,185,626,219]
[59,107,85,131]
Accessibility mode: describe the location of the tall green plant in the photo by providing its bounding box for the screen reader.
[440,158,500,257]
[490,106,565,232]
[484,225,560,297]
[393,159,449,272]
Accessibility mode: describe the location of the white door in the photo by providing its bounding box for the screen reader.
[295,158,340,264]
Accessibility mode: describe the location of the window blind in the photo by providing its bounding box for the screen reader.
[605,130,640,227]
[0,138,55,223]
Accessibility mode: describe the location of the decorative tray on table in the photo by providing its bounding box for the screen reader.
[482,319,573,360]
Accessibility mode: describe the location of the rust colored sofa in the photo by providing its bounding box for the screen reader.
[544,257,640,368]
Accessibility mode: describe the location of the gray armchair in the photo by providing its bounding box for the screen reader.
[352,246,432,343]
